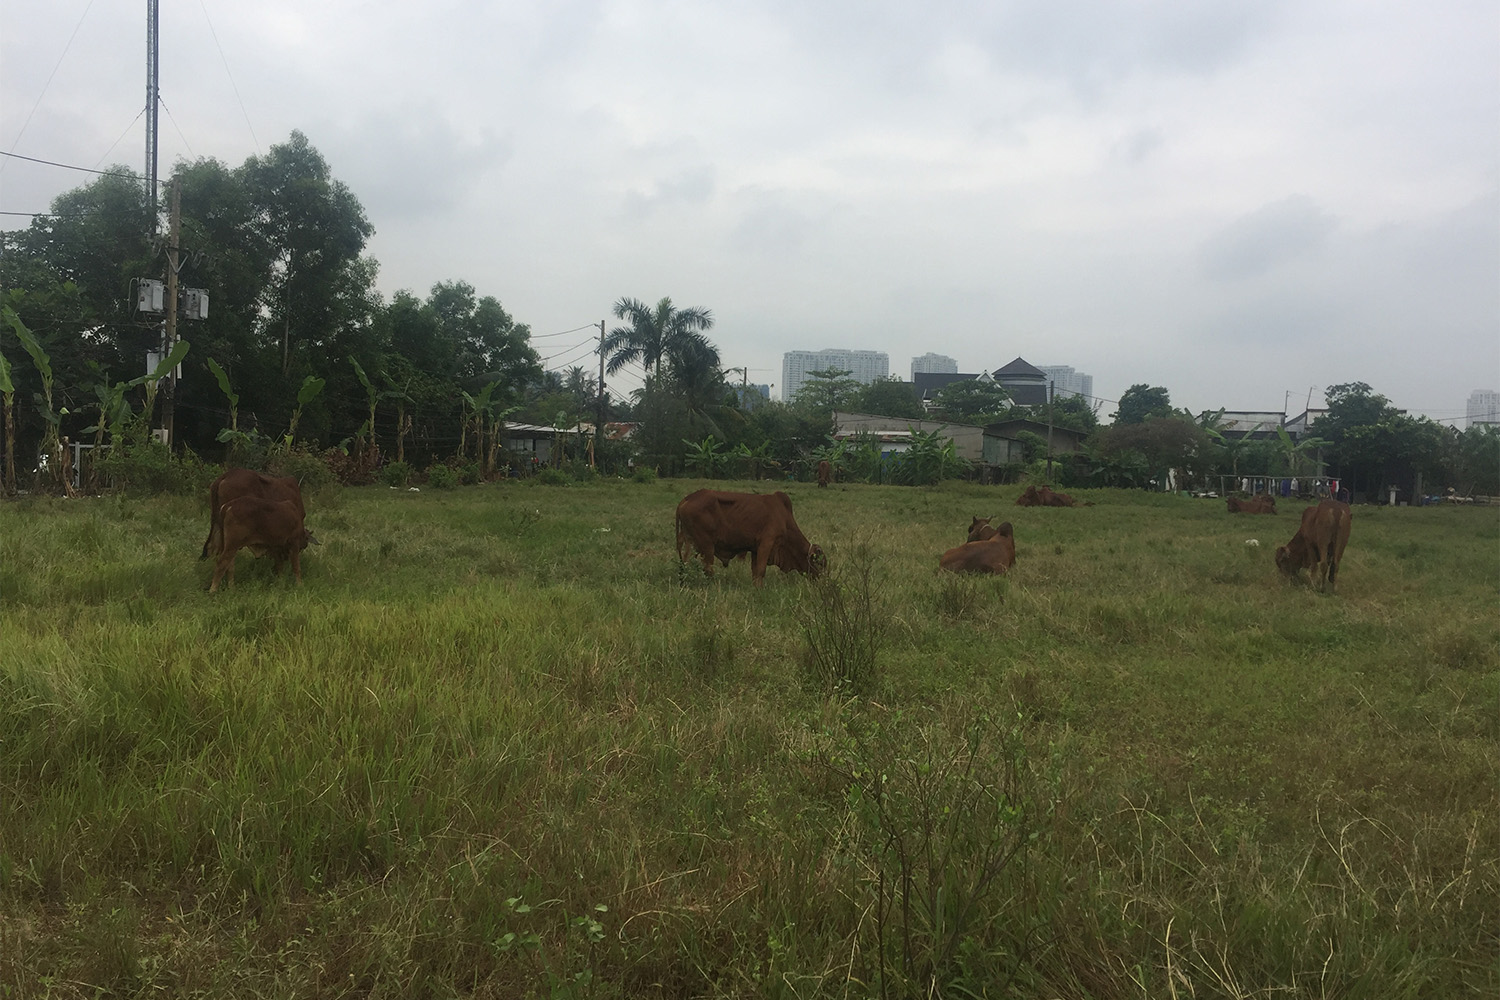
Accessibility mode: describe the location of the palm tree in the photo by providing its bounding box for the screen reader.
[604,296,716,472]
[602,296,714,379]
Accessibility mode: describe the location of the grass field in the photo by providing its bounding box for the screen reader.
[2,479,1496,999]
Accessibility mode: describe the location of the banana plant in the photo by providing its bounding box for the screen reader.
[280,374,326,452]
[206,357,240,434]
[134,338,191,446]
[4,307,67,492]
[683,434,726,478]
[350,356,380,468]
[0,340,13,494]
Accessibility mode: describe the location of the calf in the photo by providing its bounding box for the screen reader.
[817,460,832,488]
[939,522,1016,575]
[202,468,304,560]
[1275,500,1352,593]
[1227,494,1277,514]
[210,496,316,592]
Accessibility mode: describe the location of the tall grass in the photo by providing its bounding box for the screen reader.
[1,482,1495,997]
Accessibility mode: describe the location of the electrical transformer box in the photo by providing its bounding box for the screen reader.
[181,288,210,320]
[136,279,165,313]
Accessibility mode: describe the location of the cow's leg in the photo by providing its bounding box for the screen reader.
[291,549,302,585]
[751,543,771,587]
[210,549,236,592]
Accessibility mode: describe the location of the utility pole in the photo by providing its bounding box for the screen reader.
[161,179,180,445]
[1046,380,1055,483]
[594,320,606,469]
[145,0,160,226]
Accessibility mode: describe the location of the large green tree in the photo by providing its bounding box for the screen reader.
[1112,384,1173,425]
[929,378,1012,423]
[852,377,924,419]
[602,296,714,380]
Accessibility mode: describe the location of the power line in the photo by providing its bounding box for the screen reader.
[532,323,599,339]
[92,109,146,172]
[0,150,152,183]
[196,0,260,154]
[536,336,595,364]
[2,0,99,169]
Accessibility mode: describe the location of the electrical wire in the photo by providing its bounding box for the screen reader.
[532,323,601,339]
[1,150,152,182]
[196,0,260,153]
[2,0,98,168]
[92,109,146,172]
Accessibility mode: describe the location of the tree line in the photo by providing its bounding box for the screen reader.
[3,130,1494,498]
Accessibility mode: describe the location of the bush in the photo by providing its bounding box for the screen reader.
[426,464,458,489]
[534,467,571,486]
[458,462,482,486]
[94,442,222,496]
[381,460,412,488]
[631,466,656,484]
[266,446,334,492]
[799,544,884,696]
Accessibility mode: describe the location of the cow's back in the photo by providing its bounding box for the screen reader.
[205,468,304,558]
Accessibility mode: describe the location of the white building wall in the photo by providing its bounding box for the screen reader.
[782,349,891,401]
[911,353,958,378]
[1035,365,1094,400]
[1467,389,1500,427]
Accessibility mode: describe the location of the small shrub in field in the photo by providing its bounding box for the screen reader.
[426,464,458,489]
[534,468,570,486]
[95,442,221,496]
[829,711,1046,995]
[631,466,656,484]
[266,446,333,491]
[381,460,412,487]
[458,462,481,485]
[935,573,982,620]
[799,544,883,695]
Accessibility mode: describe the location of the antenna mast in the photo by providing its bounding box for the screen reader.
[145,0,160,225]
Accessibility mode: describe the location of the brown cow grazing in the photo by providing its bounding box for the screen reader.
[675,489,824,587]
[209,496,316,592]
[202,468,304,560]
[1227,494,1277,514]
[940,522,1016,574]
[1275,500,1352,592]
[967,515,1000,541]
[817,460,832,487]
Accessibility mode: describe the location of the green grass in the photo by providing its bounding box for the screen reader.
[2,480,1496,998]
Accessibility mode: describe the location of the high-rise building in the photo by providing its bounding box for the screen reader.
[782,349,890,402]
[1468,389,1500,427]
[1035,365,1094,401]
[911,353,958,379]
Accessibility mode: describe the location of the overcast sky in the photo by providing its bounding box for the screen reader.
[3,0,1496,420]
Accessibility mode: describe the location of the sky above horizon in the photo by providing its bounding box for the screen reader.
[3,0,1496,422]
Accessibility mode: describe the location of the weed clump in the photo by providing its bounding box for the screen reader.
[799,544,884,696]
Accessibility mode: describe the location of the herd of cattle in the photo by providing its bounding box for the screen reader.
[198,469,1352,594]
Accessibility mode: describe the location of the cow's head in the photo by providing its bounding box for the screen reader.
[1274,543,1299,577]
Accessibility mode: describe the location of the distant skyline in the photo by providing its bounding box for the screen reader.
[2,1,1495,424]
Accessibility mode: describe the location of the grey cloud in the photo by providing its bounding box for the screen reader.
[1199,195,1338,281]
[325,110,511,220]
[622,165,717,218]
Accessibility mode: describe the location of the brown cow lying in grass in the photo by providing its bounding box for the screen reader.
[1227,494,1277,514]
[675,489,824,587]
[209,496,317,592]
[967,515,1001,541]
[1275,499,1352,592]
[940,522,1016,575]
[1015,484,1084,507]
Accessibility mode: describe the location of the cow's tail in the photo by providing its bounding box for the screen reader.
[674,510,689,564]
[200,478,221,559]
